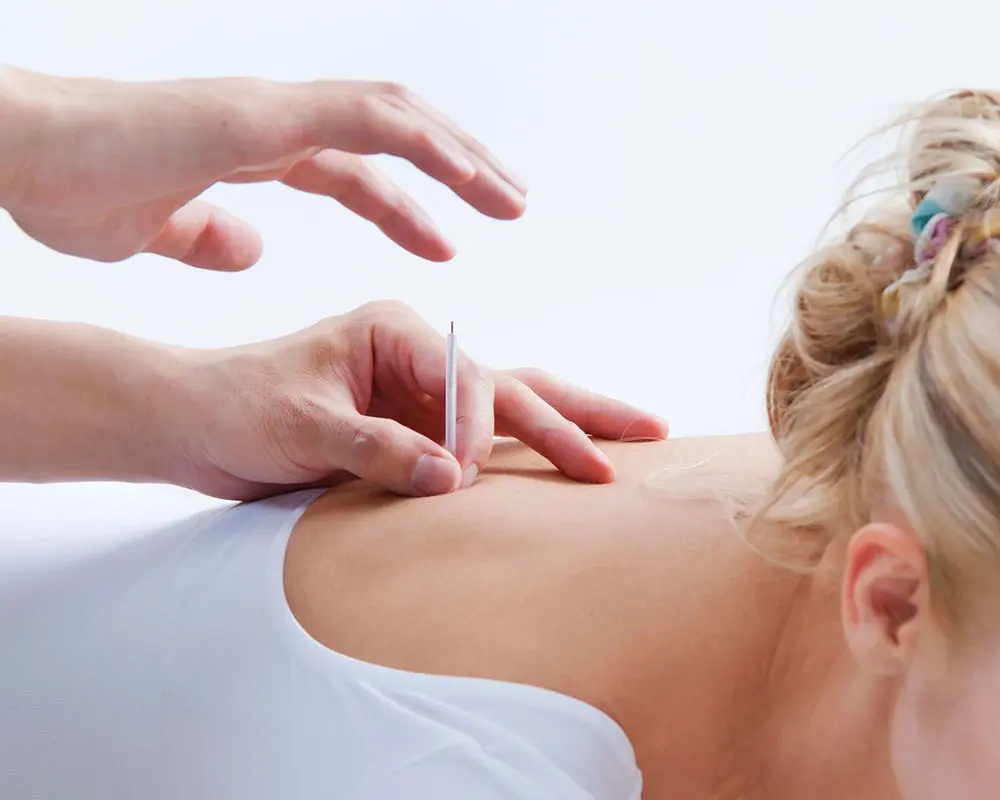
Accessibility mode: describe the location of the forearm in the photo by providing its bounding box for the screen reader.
[0,316,190,484]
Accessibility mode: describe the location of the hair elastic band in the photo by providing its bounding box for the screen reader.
[880,176,982,318]
[909,177,980,237]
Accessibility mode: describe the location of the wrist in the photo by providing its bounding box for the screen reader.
[118,337,204,487]
[144,344,222,491]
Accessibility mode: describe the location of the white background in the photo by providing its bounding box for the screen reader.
[2,0,998,553]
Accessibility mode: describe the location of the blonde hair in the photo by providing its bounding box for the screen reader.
[753,90,1000,619]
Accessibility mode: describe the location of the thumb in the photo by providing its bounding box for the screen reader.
[143,199,263,271]
[324,411,461,496]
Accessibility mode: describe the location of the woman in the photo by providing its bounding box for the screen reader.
[4,91,999,800]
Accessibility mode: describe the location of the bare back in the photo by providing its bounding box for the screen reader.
[285,433,797,796]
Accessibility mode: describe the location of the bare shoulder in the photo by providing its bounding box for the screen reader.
[283,432,784,718]
[288,431,780,597]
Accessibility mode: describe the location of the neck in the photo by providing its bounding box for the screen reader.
[737,543,902,800]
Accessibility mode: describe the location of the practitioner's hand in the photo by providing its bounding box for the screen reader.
[169,301,668,501]
[0,65,525,268]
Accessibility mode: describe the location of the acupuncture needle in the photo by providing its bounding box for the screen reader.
[444,321,458,456]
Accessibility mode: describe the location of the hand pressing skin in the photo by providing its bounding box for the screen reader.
[0,66,526,268]
[0,305,666,500]
[170,301,668,500]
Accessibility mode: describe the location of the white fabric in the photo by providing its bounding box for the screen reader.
[0,490,641,799]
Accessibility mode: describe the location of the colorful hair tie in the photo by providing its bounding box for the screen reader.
[909,177,979,237]
[880,176,981,319]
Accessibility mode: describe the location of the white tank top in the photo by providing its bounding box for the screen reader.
[0,490,641,799]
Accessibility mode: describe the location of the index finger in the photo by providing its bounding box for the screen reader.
[412,343,494,484]
[502,368,669,441]
[401,91,528,195]
[301,82,476,185]
[452,353,496,485]
[370,306,495,483]
[301,82,524,221]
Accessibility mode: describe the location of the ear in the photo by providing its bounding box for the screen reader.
[841,521,931,676]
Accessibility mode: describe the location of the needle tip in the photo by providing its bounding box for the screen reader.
[449,320,454,334]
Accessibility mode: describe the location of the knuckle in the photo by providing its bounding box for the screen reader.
[474,367,495,395]
[507,376,537,403]
[495,375,537,413]
[462,359,494,394]
[507,367,550,386]
[376,81,414,103]
[354,83,413,122]
[335,162,375,195]
[352,93,391,134]
[356,298,414,321]
[407,125,439,151]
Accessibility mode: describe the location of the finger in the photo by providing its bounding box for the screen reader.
[363,302,495,483]
[143,200,263,271]
[406,94,528,195]
[493,373,615,483]
[502,368,669,442]
[304,83,525,220]
[307,84,476,184]
[452,354,495,486]
[445,161,526,222]
[281,151,455,262]
[396,92,529,218]
[319,409,461,497]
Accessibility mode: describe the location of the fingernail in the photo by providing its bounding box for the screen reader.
[412,455,460,496]
[460,465,479,489]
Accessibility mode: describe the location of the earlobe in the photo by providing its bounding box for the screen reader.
[841,522,930,676]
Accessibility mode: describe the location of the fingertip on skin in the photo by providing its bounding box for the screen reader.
[554,440,616,485]
[460,464,479,489]
[589,447,617,483]
[565,458,615,485]
[648,417,670,439]
[411,453,461,496]
[620,415,669,442]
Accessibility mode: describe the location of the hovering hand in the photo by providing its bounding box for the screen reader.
[0,66,526,269]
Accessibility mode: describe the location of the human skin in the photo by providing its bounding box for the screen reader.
[0,65,527,269]
[0,67,666,500]
[285,434,961,800]
[0,306,667,500]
